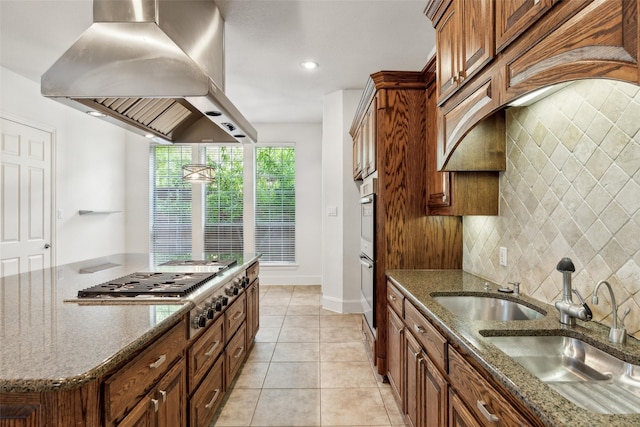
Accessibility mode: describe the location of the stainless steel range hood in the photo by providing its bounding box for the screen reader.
[41,0,257,144]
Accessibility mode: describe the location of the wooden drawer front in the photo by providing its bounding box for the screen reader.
[188,315,224,394]
[386,282,403,316]
[225,293,246,343]
[190,356,225,427]
[226,323,247,382]
[104,320,186,425]
[449,348,532,427]
[247,262,259,285]
[404,301,447,373]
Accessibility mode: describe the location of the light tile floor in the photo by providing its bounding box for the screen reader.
[210,285,407,427]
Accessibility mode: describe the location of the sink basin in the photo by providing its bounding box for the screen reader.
[483,334,640,414]
[431,295,544,321]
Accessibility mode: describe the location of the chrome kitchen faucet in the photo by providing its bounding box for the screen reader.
[554,257,593,326]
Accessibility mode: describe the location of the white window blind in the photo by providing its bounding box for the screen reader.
[149,145,192,262]
[204,146,244,254]
[255,146,296,263]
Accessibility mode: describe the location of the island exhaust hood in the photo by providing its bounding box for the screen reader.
[41,0,257,144]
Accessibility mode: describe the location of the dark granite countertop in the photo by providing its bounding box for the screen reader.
[0,253,260,393]
[386,269,640,427]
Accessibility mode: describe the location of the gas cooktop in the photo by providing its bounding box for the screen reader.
[77,272,216,298]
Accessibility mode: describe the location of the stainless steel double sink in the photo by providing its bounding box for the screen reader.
[431,293,640,414]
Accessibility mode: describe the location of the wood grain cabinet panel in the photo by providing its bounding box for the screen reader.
[351,71,463,377]
[387,306,404,406]
[505,0,638,100]
[449,348,532,427]
[496,0,553,52]
[224,293,246,344]
[103,320,186,426]
[188,315,224,394]
[0,404,41,427]
[225,323,247,383]
[435,0,494,103]
[387,282,404,317]
[449,390,481,427]
[190,356,224,427]
[404,301,447,374]
[246,280,260,350]
[155,359,186,427]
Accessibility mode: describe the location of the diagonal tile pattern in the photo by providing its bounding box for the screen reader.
[211,285,406,427]
[463,79,640,338]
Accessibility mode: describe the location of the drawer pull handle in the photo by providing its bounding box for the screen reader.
[389,295,397,301]
[205,341,221,357]
[477,400,499,423]
[149,354,167,369]
[151,398,159,413]
[233,346,245,359]
[205,389,221,409]
[232,311,243,321]
[159,389,167,403]
[414,324,426,334]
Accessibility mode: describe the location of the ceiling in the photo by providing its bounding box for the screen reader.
[0,0,436,124]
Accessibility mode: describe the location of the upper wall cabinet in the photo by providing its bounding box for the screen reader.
[495,0,553,53]
[430,0,495,104]
[425,0,640,171]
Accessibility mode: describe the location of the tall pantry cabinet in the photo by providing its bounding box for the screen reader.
[350,71,463,376]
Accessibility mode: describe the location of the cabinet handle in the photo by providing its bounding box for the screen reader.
[232,311,243,321]
[233,346,245,359]
[159,389,167,403]
[205,389,221,409]
[451,75,458,85]
[476,400,499,423]
[205,341,221,357]
[413,324,426,334]
[389,295,397,301]
[151,398,159,413]
[149,354,167,369]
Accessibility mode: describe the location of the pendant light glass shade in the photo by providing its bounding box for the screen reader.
[182,164,215,183]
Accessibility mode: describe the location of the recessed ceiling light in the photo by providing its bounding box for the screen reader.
[86,110,106,117]
[144,133,155,139]
[300,61,319,70]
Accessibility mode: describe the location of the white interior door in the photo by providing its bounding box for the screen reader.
[1,117,53,277]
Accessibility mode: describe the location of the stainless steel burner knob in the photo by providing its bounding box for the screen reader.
[206,307,215,319]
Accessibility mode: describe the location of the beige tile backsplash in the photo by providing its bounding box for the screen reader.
[463,79,640,339]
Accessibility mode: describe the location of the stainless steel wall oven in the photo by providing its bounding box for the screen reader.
[359,176,376,335]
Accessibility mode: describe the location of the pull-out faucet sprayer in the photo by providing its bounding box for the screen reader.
[554,257,592,326]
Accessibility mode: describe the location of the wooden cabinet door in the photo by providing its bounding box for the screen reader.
[404,331,422,427]
[426,81,453,214]
[0,404,41,427]
[118,395,155,427]
[156,359,186,427]
[449,391,481,427]
[246,280,260,346]
[436,3,460,102]
[190,356,225,427]
[496,0,552,52]
[460,0,494,81]
[424,356,448,427]
[387,306,404,404]
[365,98,377,175]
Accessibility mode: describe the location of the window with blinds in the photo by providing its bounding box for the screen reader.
[255,146,296,263]
[204,146,245,254]
[149,145,192,263]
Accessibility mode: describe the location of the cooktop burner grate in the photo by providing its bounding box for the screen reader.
[77,272,217,298]
[159,259,238,268]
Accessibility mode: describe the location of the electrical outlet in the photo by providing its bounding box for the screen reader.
[499,247,507,266]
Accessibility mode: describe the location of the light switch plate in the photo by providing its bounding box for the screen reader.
[327,206,338,216]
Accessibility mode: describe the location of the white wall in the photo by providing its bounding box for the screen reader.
[1,66,128,265]
[321,90,362,313]
[254,123,324,285]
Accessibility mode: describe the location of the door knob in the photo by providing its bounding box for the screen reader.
[44,244,51,249]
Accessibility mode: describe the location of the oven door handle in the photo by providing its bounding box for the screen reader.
[359,256,374,269]
[359,196,373,204]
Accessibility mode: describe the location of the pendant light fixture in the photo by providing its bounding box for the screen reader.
[182,164,215,183]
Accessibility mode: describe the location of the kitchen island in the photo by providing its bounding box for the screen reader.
[386,269,640,427]
[0,252,260,426]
